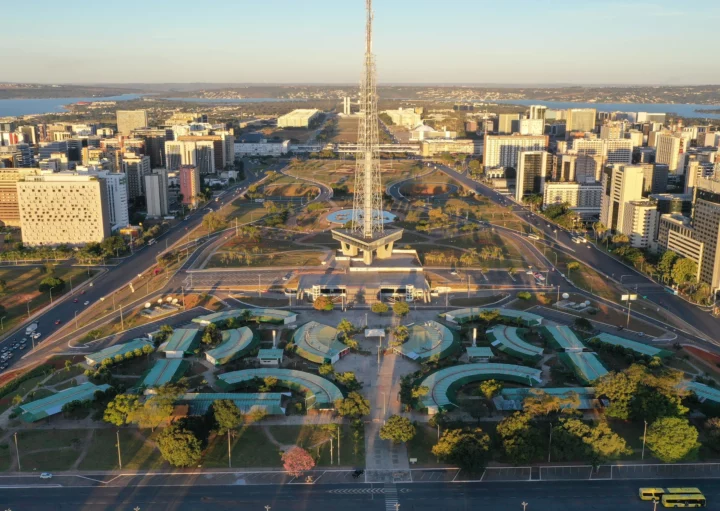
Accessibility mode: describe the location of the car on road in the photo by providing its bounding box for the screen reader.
[54,320,61,325]
[73,298,78,303]
[40,473,52,479]
[283,272,292,281]
[84,301,90,306]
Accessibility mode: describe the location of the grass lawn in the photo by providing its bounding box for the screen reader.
[15,429,88,471]
[203,426,280,468]
[122,430,166,470]
[0,375,49,414]
[21,388,55,403]
[207,250,325,268]
[268,425,364,467]
[224,202,266,224]
[44,366,85,386]
[77,429,164,471]
[0,266,95,341]
[407,424,440,465]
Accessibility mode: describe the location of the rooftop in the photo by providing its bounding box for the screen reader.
[85,338,152,365]
[393,321,459,362]
[141,358,187,389]
[293,321,348,364]
[162,328,200,354]
[19,382,110,422]
[205,327,258,366]
[178,392,288,416]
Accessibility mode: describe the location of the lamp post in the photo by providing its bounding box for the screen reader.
[14,432,20,472]
[521,502,528,511]
[27,300,31,319]
[116,430,122,469]
[623,292,638,328]
[0,316,5,331]
[641,420,648,460]
[49,288,53,304]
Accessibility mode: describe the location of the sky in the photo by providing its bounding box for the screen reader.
[5,0,720,85]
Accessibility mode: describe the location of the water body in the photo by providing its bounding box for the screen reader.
[493,99,720,120]
[0,94,144,117]
[162,97,297,104]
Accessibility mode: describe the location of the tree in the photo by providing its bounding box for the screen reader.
[567,261,580,277]
[336,318,355,340]
[0,278,8,293]
[103,394,140,426]
[38,276,65,293]
[157,425,203,467]
[478,380,503,401]
[212,399,243,435]
[127,383,183,431]
[516,291,531,300]
[611,233,629,245]
[156,325,174,344]
[313,295,334,311]
[201,323,222,346]
[393,301,410,317]
[704,417,720,452]
[260,376,278,392]
[379,415,416,444]
[411,385,429,400]
[496,412,543,464]
[432,427,491,472]
[202,211,227,233]
[336,391,370,419]
[523,390,580,417]
[574,317,592,331]
[594,368,643,419]
[671,258,698,285]
[658,251,679,282]
[318,363,334,376]
[282,446,315,477]
[371,302,389,315]
[646,417,699,463]
[335,371,362,391]
[390,325,409,347]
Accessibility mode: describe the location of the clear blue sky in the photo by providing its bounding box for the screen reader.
[6,0,720,85]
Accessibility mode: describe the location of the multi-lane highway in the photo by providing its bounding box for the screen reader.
[0,166,265,372]
[2,479,718,510]
[428,164,720,344]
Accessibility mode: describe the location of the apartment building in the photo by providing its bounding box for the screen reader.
[566,108,597,132]
[599,164,645,232]
[543,182,602,218]
[179,165,201,208]
[657,214,703,279]
[17,174,111,246]
[121,154,151,200]
[483,135,548,169]
[621,200,659,249]
[655,133,686,173]
[145,171,169,218]
[0,168,41,227]
[515,151,548,201]
[116,110,149,136]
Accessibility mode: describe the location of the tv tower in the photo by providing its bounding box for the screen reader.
[332,0,403,265]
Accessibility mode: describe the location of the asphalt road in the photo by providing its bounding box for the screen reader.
[0,167,265,372]
[2,479,718,511]
[431,164,720,345]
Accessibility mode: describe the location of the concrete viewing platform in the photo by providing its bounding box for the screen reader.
[331,227,404,265]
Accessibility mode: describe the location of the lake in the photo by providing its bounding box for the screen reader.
[0,94,144,117]
[493,99,720,120]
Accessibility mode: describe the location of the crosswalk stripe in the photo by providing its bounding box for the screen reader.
[384,483,399,510]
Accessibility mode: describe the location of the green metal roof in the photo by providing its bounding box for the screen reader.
[466,347,494,358]
[487,325,544,360]
[217,368,343,409]
[541,326,585,350]
[293,321,348,364]
[178,392,288,415]
[561,352,608,384]
[419,363,542,412]
[258,348,284,359]
[162,328,200,354]
[19,382,110,422]
[687,381,720,403]
[85,339,153,365]
[394,321,459,362]
[593,333,672,358]
[192,308,297,326]
[141,358,187,389]
[445,307,543,325]
[495,387,599,411]
[205,327,258,365]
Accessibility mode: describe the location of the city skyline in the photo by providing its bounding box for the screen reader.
[4,0,720,85]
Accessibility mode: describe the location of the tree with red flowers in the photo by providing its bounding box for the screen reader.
[281,446,315,477]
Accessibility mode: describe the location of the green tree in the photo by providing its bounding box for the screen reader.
[336,318,355,340]
[156,325,174,344]
[704,417,720,452]
[103,394,140,426]
[392,301,410,317]
[658,251,679,282]
[574,317,592,331]
[157,425,203,467]
[202,211,227,233]
[212,399,243,435]
[127,383,184,431]
[202,323,222,346]
[595,367,644,419]
[567,261,580,277]
[390,325,409,347]
[411,385,429,400]
[379,415,416,444]
[523,390,580,417]
[646,417,699,463]
[336,391,370,419]
[496,412,543,464]
[260,376,278,392]
[38,276,65,293]
[432,427,491,472]
[335,371,362,391]
[313,295,334,311]
[478,380,503,401]
[0,278,8,293]
[318,363,334,376]
[516,291,531,300]
[371,302,389,315]
[671,258,698,285]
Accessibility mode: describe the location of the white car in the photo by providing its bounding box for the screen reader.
[40,472,52,479]
[84,301,90,306]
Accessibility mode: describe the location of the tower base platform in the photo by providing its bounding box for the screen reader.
[331,228,404,265]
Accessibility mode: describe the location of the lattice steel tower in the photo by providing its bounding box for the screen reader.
[352,0,383,238]
[331,0,403,265]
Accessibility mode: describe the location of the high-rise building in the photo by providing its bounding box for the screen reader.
[655,133,686,173]
[496,113,520,135]
[555,154,577,182]
[175,137,218,173]
[641,163,669,195]
[519,118,544,136]
[144,171,169,217]
[566,108,597,132]
[0,168,41,227]
[543,182,602,218]
[121,154,151,200]
[100,172,129,230]
[599,164,645,232]
[131,128,172,168]
[483,135,548,169]
[657,214,703,277]
[621,200,659,248]
[600,122,625,140]
[638,112,666,124]
[691,179,720,290]
[575,138,633,165]
[515,151,548,201]
[179,165,201,208]
[116,110,149,136]
[626,129,644,147]
[17,173,111,246]
[529,105,547,121]
[38,140,68,160]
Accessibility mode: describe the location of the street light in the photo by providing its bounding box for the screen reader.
[641,420,648,460]
[521,502,528,511]
[0,316,5,331]
[622,293,638,328]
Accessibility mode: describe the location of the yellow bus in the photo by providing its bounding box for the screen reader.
[661,493,706,508]
[639,488,703,501]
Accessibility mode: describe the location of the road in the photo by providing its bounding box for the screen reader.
[427,164,720,345]
[1,479,718,510]
[0,166,266,372]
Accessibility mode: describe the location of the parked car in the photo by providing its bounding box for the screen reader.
[40,473,53,479]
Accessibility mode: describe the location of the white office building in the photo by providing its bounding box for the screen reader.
[621,200,659,249]
[234,139,290,157]
[600,164,645,233]
[483,135,548,169]
[519,118,544,136]
[144,171,169,218]
[543,182,602,218]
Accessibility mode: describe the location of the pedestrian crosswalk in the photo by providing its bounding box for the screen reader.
[384,483,399,511]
